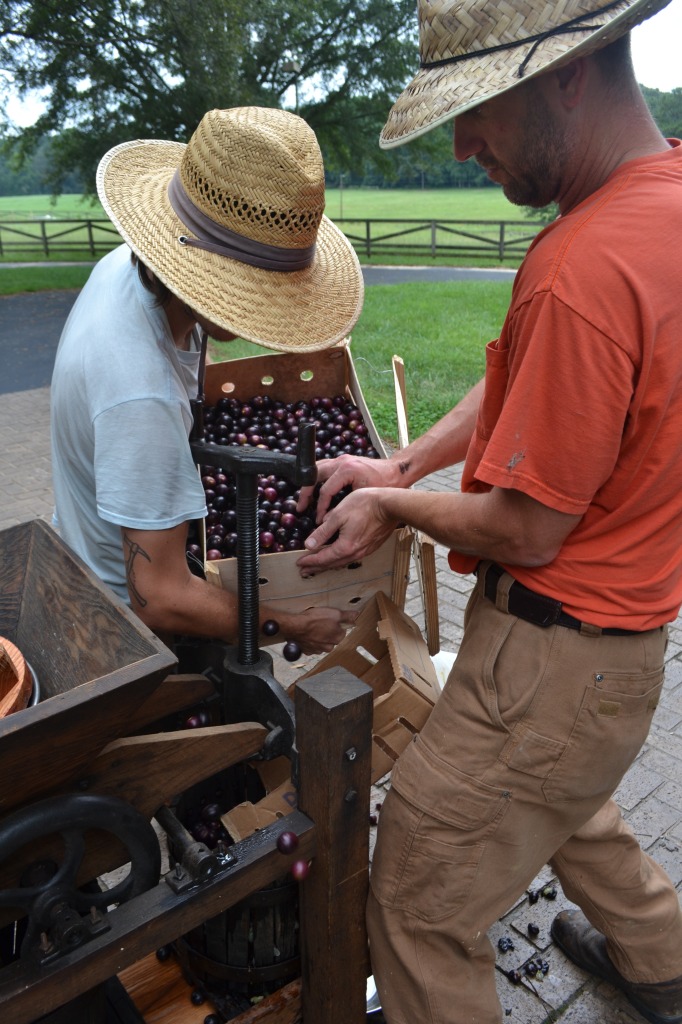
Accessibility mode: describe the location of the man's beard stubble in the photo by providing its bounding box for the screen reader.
[499,91,570,209]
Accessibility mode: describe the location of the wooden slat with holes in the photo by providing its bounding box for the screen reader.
[415,532,440,655]
[392,355,441,654]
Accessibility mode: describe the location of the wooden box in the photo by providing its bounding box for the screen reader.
[202,344,412,617]
[220,594,439,842]
[301,591,439,782]
[0,519,176,814]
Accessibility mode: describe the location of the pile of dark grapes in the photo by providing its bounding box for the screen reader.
[190,393,381,561]
[183,794,232,851]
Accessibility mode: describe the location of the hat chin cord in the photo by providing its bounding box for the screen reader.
[167,169,316,271]
[420,0,624,79]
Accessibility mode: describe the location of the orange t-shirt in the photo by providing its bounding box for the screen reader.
[449,142,682,630]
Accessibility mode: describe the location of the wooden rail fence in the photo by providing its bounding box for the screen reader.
[0,216,545,262]
[0,218,120,258]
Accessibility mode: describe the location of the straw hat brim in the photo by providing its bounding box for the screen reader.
[97,140,364,352]
[380,0,672,148]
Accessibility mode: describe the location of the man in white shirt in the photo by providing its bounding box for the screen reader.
[51,106,364,654]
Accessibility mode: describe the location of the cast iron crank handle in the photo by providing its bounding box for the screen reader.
[190,420,317,487]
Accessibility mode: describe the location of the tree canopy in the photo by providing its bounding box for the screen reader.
[0,0,418,194]
[2,4,682,199]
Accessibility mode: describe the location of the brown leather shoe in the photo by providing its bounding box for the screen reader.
[551,909,682,1024]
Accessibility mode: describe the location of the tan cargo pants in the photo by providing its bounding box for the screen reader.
[367,569,682,1024]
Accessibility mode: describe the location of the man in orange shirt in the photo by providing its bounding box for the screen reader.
[297,1,682,1021]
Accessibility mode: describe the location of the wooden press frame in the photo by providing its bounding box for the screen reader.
[0,670,373,1024]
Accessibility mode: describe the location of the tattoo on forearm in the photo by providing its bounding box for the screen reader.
[123,533,151,608]
[399,460,410,475]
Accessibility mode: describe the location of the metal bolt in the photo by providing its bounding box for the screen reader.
[344,787,358,803]
[345,747,357,761]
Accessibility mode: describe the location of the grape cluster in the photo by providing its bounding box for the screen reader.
[182,789,232,851]
[189,393,380,562]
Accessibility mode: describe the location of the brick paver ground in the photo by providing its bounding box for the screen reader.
[1,384,680,1024]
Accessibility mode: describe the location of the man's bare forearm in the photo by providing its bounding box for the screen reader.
[385,377,484,486]
[375,486,581,568]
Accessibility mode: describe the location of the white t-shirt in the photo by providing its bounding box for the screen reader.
[51,245,207,601]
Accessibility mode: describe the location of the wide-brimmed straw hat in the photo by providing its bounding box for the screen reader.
[97,107,364,352]
[381,0,672,148]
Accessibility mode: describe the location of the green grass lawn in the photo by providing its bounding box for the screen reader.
[210,280,511,443]
[0,187,522,222]
[0,194,104,219]
[0,263,509,444]
[0,265,92,293]
[0,189,538,266]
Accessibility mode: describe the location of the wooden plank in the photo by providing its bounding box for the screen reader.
[0,520,176,816]
[0,664,172,818]
[124,674,217,733]
[84,723,268,817]
[415,532,441,655]
[121,953,302,1024]
[390,358,441,654]
[119,952,213,1024]
[230,978,302,1024]
[18,520,172,698]
[207,541,398,617]
[204,346,351,407]
[295,670,373,1024]
[390,525,413,610]
[391,355,409,449]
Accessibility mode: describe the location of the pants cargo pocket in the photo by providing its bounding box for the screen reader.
[370,738,511,924]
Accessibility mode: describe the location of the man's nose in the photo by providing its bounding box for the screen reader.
[453,114,484,163]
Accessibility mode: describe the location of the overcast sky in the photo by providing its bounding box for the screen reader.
[4,0,682,128]
[631,0,682,91]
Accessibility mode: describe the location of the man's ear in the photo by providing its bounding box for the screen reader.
[554,57,589,109]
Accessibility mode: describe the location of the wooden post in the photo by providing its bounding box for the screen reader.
[295,669,373,1024]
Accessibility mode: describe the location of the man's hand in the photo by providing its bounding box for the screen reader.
[275,605,358,655]
[297,488,396,576]
[297,454,405,523]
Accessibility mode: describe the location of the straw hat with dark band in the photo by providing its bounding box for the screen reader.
[380,0,673,148]
[97,106,364,352]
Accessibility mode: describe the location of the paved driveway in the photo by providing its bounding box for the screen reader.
[0,289,79,394]
[0,265,516,395]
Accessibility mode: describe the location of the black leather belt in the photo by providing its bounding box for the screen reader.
[482,562,639,636]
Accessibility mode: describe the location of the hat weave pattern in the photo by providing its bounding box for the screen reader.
[97,108,363,352]
[380,0,672,147]
[179,108,324,248]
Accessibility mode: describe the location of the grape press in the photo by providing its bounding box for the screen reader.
[0,351,382,1023]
